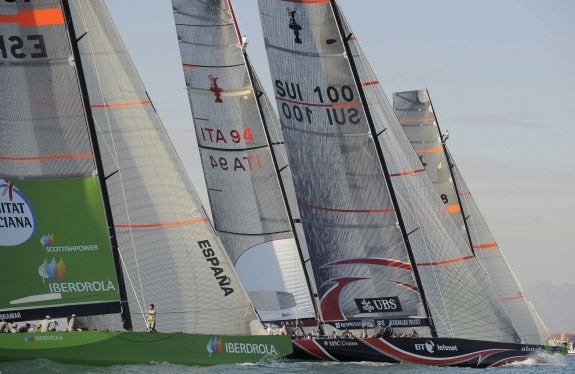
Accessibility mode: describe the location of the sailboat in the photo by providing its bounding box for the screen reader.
[171,0,317,329]
[257,0,565,367]
[0,0,291,365]
[393,89,553,346]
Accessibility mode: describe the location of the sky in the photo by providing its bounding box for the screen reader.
[104,0,575,331]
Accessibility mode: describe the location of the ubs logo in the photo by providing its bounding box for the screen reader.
[355,297,402,313]
[415,340,435,353]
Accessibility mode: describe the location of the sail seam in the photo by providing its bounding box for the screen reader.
[0,153,92,161]
[115,218,208,229]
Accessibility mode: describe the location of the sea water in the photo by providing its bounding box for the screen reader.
[1,354,573,373]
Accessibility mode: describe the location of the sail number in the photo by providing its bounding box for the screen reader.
[200,127,254,144]
[0,34,47,59]
[274,80,360,126]
[209,154,263,172]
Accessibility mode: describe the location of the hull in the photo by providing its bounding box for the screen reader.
[291,337,566,368]
[0,331,292,366]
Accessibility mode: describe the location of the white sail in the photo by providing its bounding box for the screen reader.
[172,0,316,324]
[69,0,260,334]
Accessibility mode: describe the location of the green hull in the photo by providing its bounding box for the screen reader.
[0,331,292,366]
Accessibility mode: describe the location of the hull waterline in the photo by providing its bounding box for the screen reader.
[290,336,566,368]
[0,331,292,366]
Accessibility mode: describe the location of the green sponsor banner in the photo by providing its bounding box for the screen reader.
[0,177,120,309]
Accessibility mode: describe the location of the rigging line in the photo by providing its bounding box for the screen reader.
[73,0,145,318]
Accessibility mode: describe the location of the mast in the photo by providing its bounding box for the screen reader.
[61,0,132,330]
[426,90,475,255]
[227,0,321,324]
[329,0,437,337]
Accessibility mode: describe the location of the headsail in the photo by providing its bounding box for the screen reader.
[65,0,260,334]
[0,0,122,321]
[393,89,552,345]
[172,0,315,323]
[258,0,520,342]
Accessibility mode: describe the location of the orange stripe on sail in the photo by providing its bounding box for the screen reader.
[398,117,435,123]
[91,101,151,109]
[418,255,474,267]
[0,153,92,161]
[362,81,379,87]
[0,8,64,27]
[473,242,498,250]
[416,146,443,154]
[183,64,199,69]
[390,169,426,177]
[115,218,208,229]
[500,295,526,302]
[446,204,461,213]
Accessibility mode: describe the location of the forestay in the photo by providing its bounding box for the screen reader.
[69,0,260,334]
[172,0,315,323]
[394,90,551,345]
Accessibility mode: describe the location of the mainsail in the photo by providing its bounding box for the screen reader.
[0,0,122,321]
[393,89,552,345]
[258,0,520,342]
[172,0,315,323]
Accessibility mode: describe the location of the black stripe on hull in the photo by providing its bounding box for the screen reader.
[289,337,564,368]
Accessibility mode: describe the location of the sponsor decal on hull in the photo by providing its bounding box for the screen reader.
[207,337,278,356]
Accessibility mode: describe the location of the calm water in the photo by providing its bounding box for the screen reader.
[1,354,573,373]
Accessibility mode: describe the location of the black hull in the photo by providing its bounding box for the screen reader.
[290,337,564,368]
